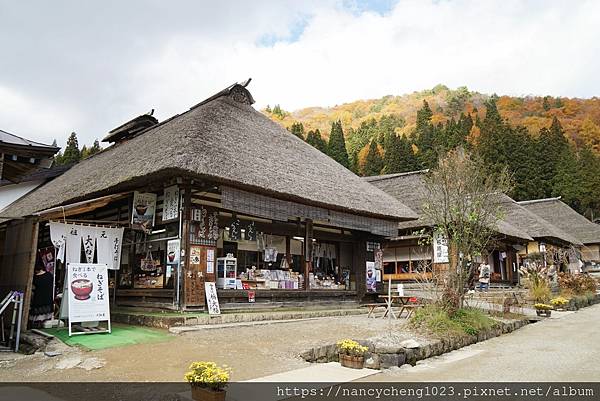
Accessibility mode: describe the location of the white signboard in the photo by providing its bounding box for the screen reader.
[162,185,179,222]
[204,282,221,315]
[166,239,180,265]
[67,263,111,336]
[433,232,449,264]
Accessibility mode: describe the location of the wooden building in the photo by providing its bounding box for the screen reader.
[519,197,600,268]
[365,171,582,285]
[0,81,417,318]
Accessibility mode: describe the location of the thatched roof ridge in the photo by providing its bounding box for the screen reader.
[0,82,416,222]
[499,194,582,245]
[365,171,533,241]
[518,198,600,245]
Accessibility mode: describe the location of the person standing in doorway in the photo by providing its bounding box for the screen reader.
[29,261,54,328]
[478,262,491,292]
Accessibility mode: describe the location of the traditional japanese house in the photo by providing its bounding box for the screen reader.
[0,81,417,318]
[518,197,600,268]
[495,195,582,279]
[0,129,59,183]
[365,171,535,285]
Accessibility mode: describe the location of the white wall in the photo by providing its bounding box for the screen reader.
[0,180,43,213]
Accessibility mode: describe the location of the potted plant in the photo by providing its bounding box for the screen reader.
[184,361,230,401]
[550,296,569,311]
[534,303,553,317]
[337,339,368,369]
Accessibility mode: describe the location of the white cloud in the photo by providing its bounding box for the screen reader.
[1,0,599,146]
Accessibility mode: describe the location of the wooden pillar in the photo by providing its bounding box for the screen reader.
[354,236,367,300]
[304,219,313,291]
[180,183,192,310]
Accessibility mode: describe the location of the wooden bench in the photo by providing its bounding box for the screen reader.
[398,303,423,319]
[361,303,386,318]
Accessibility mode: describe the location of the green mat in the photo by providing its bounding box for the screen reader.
[41,324,172,350]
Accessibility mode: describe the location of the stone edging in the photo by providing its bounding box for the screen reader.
[300,318,529,370]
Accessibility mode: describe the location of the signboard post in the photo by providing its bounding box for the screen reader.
[433,232,449,264]
[67,263,111,336]
[204,282,221,316]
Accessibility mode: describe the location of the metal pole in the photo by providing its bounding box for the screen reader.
[15,292,23,352]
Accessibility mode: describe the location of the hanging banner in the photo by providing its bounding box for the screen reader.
[433,232,449,264]
[49,222,67,263]
[204,282,221,315]
[131,192,157,232]
[96,227,125,270]
[65,224,82,264]
[67,263,111,336]
[162,185,179,222]
[80,226,97,264]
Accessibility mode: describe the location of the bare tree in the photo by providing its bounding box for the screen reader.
[421,149,512,311]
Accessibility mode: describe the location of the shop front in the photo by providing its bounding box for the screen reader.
[0,81,416,321]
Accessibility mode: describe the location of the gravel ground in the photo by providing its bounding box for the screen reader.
[0,315,425,382]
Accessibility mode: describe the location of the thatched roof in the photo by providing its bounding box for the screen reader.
[365,171,550,242]
[498,194,581,245]
[0,82,416,222]
[519,198,600,245]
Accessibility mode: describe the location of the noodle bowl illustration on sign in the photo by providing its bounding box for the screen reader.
[71,278,93,300]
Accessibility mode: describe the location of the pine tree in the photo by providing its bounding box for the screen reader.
[362,140,383,176]
[327,120,350,168]
[289,122,305,140]
[542,96,551,111]
[577,146,600,217]
[536,117,569,197]
[56,132,81,165]
[306,129,328,154]
[265,105,272,113]
[552,144,582,210]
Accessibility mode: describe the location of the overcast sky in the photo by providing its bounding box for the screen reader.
[1,0,599,148]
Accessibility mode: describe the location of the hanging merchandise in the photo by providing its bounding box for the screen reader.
[38,247,55,273]
[244,221,256,241]
[264,247,278,263]
[229,219,241,241]
[140,245,158,271]
[257,232,265,252]
[280,255,290,270]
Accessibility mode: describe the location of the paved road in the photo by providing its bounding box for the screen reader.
[375,304,600,381]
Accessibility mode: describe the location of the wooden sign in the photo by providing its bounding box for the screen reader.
[204,282,221,315]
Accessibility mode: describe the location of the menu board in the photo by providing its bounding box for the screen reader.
[67,263,111,336]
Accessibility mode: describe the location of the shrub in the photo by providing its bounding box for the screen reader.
[534,303,553,311]
[550,297,569,308]
[336,339,368,356]
[520,265,551,302]
[184,362,230,391]
[411,305,497,337]
[558,272,597,295]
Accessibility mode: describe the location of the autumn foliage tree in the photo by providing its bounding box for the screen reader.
[421,149,512,312]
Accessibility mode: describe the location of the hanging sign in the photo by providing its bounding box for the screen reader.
[67,263,111,336]
[131,192,157,232]
[433,232,449,264]
[204,282,221,315]
[366,261,377,293]
[167,239,181,265]
[162,185,179,222]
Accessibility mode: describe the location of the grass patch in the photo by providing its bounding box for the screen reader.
[410,305,497,337]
